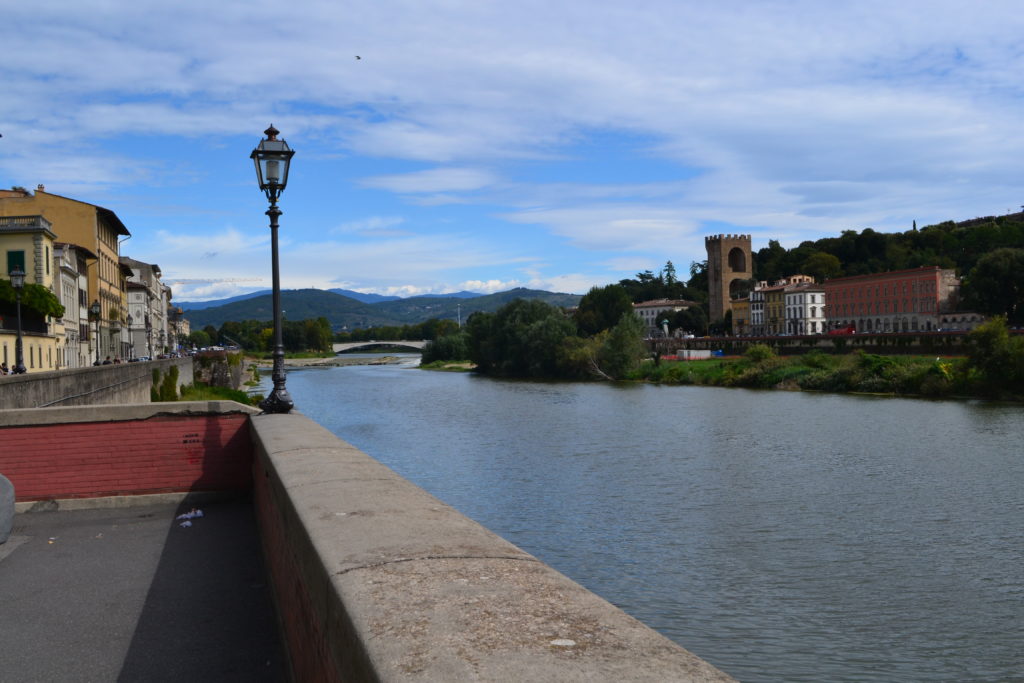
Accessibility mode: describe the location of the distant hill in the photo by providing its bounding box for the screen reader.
[326,288,402,304]
[372,288,581,324]
[184,289,405,331]
[178,290,271,311]
[179,287,475,310]
[183,287,582,331]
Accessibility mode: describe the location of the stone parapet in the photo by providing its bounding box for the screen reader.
[250,412,735,682]
[0,357,192,410]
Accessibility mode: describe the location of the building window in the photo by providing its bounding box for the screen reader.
[7,249,26,275]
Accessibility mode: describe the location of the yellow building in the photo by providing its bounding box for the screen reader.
[1,215,61,372]
[0,186,131,362]
[763,285,786,335]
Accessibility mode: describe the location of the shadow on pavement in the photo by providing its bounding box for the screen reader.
[116,494,286,682]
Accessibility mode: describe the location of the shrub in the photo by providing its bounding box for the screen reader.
[180,382,259,405]
[800,350,831,369]
[421,331,469,364]
[745,343,776,363]
[160,365,179,401]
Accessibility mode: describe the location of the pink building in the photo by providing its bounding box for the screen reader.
[823,266,960,333]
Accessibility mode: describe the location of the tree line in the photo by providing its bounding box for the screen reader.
[188,317,333,354]
[335,318,461,343]
[424,298,647,381]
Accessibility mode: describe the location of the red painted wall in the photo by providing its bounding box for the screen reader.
[0,414,253,501]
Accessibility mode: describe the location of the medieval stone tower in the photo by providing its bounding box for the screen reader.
[705,233,753,322]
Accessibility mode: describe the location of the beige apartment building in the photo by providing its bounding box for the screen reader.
[0,186,132,362]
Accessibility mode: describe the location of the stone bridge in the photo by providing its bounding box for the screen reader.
[332,340,427,353]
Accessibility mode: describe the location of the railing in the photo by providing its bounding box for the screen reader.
[0,215,51,230]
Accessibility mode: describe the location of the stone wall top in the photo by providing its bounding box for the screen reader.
[0,400,257,427]
[251,413,735,682]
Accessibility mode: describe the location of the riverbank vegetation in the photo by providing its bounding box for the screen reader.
[424,302,1023,400]
[187,317,334,354]
[421,296,650,380]
[179,382,260,405]
[636,318,1023,400]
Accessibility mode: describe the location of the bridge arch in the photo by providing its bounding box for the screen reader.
[332,340,427,354]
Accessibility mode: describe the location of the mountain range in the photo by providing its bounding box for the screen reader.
[181,287,582,331]
[177,287,485,310]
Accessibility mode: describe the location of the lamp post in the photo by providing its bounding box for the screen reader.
[89,300,101,365]
[251,124,295,413]
[10,265,26,374]
[126,314,134,359]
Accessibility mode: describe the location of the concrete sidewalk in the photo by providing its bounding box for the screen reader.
[0,498,285,682]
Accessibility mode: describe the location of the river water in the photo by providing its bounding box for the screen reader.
[278,356,1023,682]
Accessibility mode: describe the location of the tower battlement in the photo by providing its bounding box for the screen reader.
[705,234,751,243]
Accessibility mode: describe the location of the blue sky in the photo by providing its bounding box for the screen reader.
[4,1,1024,302]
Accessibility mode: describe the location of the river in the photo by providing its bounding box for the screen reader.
[274,355,1023,682]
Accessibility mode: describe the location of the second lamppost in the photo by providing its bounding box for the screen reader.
[126,314,134,359]
[90,300,101,364]
[251,124,295,413]
[10,265,26,374]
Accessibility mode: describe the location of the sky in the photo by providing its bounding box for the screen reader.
[4,1,1024,302]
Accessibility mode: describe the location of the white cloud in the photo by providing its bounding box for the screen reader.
[8,1,1024,298]
[331,215,407,235]
[501,205,700,252]
[455,279,520,294]
[360,168,499,194]
[156,227,268,254]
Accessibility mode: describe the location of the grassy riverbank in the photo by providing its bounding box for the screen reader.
[634,350,966,397]
[425,317,1024,401]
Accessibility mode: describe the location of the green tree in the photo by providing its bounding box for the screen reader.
[188,330,211,348]
[662,260,678,285]
[687,260,708,296]
[801,252,842,282]
[574,284,633,336]
[0,280,65,318]
[753,240,787,282]
[666,306,707,336]
[422,330,470,363]
[466,299,577,378]
[966,316,1024,395]
[962,248,1024,324]
[303,317,333,352]
[596,312,647,379]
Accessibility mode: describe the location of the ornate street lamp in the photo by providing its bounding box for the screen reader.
[90,300,101,365]
[10,265,26,374]
[251,124,295,413]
